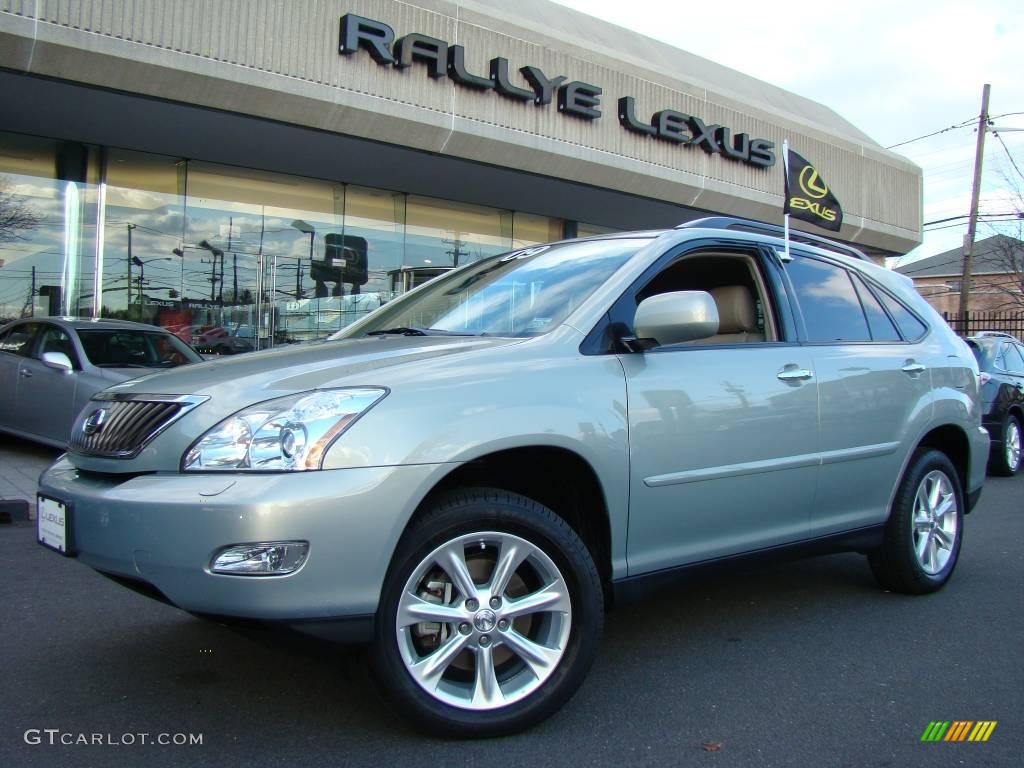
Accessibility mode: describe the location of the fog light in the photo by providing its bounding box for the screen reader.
[211,542,309,575]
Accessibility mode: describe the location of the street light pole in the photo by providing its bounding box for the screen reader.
[290,220,315,299]
[127,223,136,310]
[131,256,172,305]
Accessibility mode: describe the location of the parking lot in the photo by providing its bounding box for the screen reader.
[1,435,1020,767]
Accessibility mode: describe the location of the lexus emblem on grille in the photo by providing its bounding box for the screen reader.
[82,408,108,436]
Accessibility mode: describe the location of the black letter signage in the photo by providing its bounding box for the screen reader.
[338,14,776,169]
[490,58,534,101]
[394,34,448,78]
[558,82,602,120]
[339,14,394,65]
[448,45,493,89]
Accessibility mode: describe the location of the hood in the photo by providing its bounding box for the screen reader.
[102,335,526,401]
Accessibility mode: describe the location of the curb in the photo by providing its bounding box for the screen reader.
[0,499,31,524]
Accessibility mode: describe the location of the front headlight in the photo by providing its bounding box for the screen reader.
[182,388,387,472]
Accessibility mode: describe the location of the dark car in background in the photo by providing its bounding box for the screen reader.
[0,317,203,448]
[191,323,256,355]
[967,332,1024,476]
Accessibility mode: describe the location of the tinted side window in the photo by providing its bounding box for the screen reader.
[994,344,1012,371]
[851,274,901,341]
[876,290,928,341]
[1003,343,1024,374]
[0,323,41,357]
[786,257,870,342]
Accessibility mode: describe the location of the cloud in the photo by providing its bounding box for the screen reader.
[551,0,1024,259]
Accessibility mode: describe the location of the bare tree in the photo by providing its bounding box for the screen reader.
[981,175,1024,312]
[0,175,42,243]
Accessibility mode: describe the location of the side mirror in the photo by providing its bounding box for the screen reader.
[41,351,74,373]
[634,291,719,347]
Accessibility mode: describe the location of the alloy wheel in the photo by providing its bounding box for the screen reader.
[395,531,572,711]
[1006,419,1022,472]
[911,469,958,575]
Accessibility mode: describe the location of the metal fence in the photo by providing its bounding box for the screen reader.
[942,311,1024,339]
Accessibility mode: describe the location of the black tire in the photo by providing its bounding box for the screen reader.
[988,413,1022,477]
[370,487,603,738]
[869,449,964,594]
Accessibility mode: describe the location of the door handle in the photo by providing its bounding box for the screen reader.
[777,367,814,382]
[901,362,926,376]
[19,368,32,378]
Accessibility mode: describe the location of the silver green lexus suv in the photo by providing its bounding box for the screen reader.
[37,218,989,736]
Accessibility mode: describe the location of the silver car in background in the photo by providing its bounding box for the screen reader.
[0,317,202,447]
[36,218,989,737]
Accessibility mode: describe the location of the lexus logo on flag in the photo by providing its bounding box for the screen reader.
[784,148,843,231]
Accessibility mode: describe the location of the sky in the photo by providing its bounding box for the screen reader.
[550,0,1024,265]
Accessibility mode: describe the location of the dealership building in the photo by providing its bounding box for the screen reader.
[0,0,922,345]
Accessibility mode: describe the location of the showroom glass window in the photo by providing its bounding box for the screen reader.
[1,131,586,345]
[0,132,98,322]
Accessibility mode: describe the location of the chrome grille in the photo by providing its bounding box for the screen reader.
[68,394,207,458]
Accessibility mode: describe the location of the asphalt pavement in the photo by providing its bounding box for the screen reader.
[0,442,1020,768]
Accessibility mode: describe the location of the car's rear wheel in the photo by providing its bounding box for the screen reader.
[989,413,1022,477]
[869,448,963,594]
[370,488,603,738]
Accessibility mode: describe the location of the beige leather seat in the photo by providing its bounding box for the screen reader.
[695,285,764,344]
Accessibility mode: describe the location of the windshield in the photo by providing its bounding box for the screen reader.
[335,238,647,339]
[78,329,203,368]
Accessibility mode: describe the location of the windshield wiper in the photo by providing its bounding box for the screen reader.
[366,327,475,337]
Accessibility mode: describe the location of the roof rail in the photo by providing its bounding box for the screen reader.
[675,216,871,263]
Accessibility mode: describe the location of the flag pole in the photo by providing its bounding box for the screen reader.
[782,139,791,262]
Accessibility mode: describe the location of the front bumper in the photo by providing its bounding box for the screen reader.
[39,458,444,622]
[981,411,1003,453]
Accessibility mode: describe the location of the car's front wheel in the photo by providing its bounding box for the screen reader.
[989,413,1022,477]
[371,488,603,737]
[869,448,963,594]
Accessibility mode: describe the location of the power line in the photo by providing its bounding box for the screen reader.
[885,118,976,150]
[885,111,1024,152]
[895,257,963,276]
[924,212,1024,226]
[923,217,1023,233]
[991,130,1024,182]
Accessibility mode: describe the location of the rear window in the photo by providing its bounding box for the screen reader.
[851,274,901,342]
[786,257,871,342]
[875,290,928,341]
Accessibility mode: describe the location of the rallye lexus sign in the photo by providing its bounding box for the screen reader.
[339,14,776,169]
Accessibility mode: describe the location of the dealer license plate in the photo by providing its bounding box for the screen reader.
[37,495,71,555]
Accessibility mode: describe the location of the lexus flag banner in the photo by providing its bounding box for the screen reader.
[783,148,843,232]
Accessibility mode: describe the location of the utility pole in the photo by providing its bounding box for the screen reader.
[958,83,991,324]
[444,237,468,267]
[21,265,35,317]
